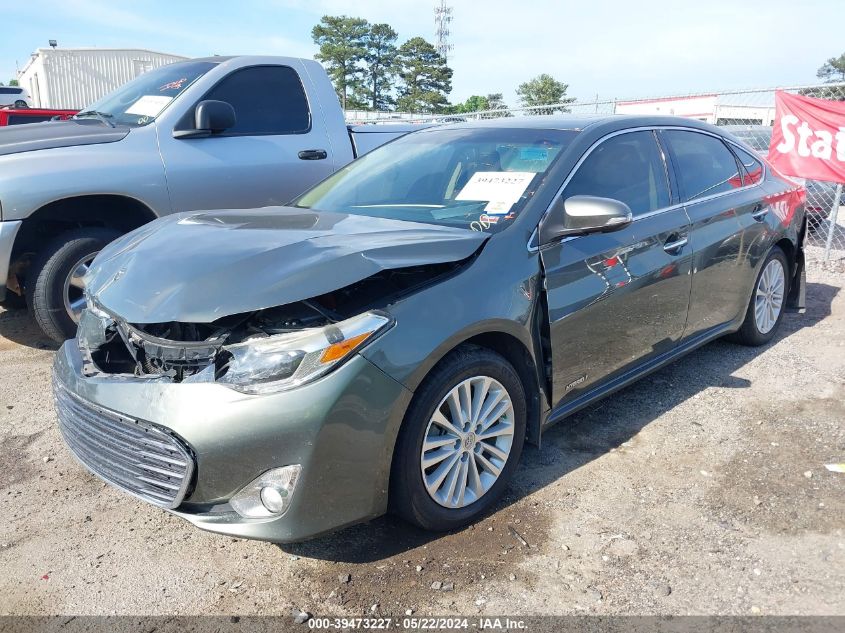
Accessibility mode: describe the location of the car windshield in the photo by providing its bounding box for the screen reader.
[76,61,217,127]
[295,127,578,234]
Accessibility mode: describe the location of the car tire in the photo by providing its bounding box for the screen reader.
[26,227,121,342]
[729,246,789,347]
[390,345,527,532]
[13,100,27,108]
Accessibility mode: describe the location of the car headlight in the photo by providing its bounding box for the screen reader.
[217,311,392,394]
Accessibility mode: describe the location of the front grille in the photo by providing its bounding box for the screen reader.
[53,378,194,509]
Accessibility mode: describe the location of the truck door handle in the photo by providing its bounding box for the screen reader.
[298,149,328,160]
[663,236,688,254]
[752,204,769,221]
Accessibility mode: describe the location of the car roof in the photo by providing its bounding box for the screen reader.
[417,114,730,136]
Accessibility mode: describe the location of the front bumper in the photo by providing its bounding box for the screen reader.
[0,220,22,302]
[52,340,413,542]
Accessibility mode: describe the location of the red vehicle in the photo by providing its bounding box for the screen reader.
[0,107,78,126]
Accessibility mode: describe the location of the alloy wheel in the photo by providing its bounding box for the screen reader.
[420,376,515,509]
[62,253,97,322]
[754,258,785,335]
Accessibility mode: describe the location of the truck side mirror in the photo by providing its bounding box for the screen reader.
[539,195,633,244]
[173,100,236,139]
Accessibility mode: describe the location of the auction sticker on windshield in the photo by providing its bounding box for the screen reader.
[456,171,535,213]
[125,95,173,117]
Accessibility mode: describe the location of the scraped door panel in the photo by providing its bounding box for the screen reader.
[539,130,692,408]
[542,210,692,407]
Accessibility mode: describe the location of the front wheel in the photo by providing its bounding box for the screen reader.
[26,227,121,342]
[390,346,526,531]
[730,246,789,346]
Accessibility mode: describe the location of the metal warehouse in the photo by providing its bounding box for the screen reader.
[17,47,187,109]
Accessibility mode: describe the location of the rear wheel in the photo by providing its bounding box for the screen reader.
[390,346,526,531]
[730,246,788,346]
[26,227,121,342]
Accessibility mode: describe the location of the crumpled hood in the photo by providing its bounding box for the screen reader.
[88,207,488,323]
[0,119,129,157]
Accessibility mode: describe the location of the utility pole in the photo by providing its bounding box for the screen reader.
[434,1,454,63]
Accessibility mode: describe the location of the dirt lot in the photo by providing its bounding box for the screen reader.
[1,258,843,618]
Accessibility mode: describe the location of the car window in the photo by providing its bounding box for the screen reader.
[0,87,22,95]
[204,65,310,135]
[562,131,670,216]
[664,130,743,201]
[732,146,764,186]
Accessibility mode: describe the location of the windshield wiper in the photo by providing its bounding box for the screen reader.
[74,110,115,128]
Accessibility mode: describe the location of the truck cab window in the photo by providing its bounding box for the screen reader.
[205,66,311,135]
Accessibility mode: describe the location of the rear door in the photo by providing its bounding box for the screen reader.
[159,64,336,212]
[540,130,693,409]
[661,129,764,339]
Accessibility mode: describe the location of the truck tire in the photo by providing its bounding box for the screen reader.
[26,227,121,342]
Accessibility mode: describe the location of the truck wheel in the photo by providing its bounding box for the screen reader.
[390,345,526,532]
[26,228,121,342]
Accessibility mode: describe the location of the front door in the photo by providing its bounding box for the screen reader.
[540,130,693,409]
[159,64,336,213]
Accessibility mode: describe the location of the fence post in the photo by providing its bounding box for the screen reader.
[824,183,843,261]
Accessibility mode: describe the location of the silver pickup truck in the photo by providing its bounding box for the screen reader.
[0,55,416,341]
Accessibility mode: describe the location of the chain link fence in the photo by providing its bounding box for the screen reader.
[351,83,845,263]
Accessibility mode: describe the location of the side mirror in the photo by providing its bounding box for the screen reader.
[173,100,236,139]
[540,195,632,243]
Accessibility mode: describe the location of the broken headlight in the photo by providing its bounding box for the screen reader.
[217,311,392,395]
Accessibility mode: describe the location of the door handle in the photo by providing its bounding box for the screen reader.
[663,236,688,254]
[751,204,769,221]
[298,149,328,160]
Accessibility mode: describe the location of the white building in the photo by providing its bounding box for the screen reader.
[18,47,188,109]
[614,94,776,126]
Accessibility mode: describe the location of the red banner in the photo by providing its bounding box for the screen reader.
[768,91,845,184]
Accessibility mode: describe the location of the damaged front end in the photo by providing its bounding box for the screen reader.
[78,262,462,394]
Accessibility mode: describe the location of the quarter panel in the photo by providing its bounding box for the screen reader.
[361,233,543,394]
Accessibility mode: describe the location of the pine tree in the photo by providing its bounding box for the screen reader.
[394,37,453,114]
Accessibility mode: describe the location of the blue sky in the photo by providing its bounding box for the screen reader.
[4,0,843,106]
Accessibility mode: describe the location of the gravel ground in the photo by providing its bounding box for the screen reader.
[0,259,843,618]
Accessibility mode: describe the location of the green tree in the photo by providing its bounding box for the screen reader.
[486,93,507,110]
[394,37,453,113]
[312,15,369,110]
[454,94,490,113]
[516,74,575,114]
[361,23,398,111]
[817,53,845,83]
[484,93,512,117]
[8,79,19,86]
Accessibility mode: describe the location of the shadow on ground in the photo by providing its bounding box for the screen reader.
[280,282,839,563]
[0,305,58,350]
